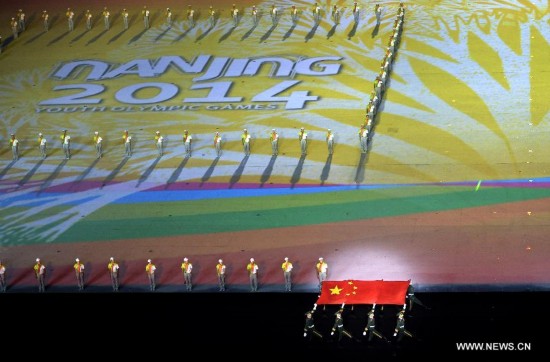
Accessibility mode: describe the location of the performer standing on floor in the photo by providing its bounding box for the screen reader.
[9,134,19,161]
[102,7,110,30]
[270,129,279,156]
[108,257,120,291]
[122,8,129,30]
[74,258,85,291]
[298,127,308,156]
[183,130,192,157]
[216,259,226,291]
[85,10,92,30]
[34,258,46,292]
[247,258,259,292]
[146,259,156,291]
[38,133,47,159]
[214,131,222,157]
[155,131,163,157]
[181,257,193,291]
[281,257,293,292]
[93,131,103,159]
[316,257,328,292]
[0,261,7,292]
[326,129,334,155]
[241,128,251,155]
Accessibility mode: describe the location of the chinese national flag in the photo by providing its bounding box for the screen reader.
[316,280,410,305]
[316,281,349,305]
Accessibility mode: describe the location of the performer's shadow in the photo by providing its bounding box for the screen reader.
[348,22,359,40]
[173,27,192,43]
[305,23,319,42]
[354,152,368,186]
[101,157,129,189]
[17,159,44,189]
[200,157,219,187]
[241,24,258,41]
[326,24,337,39]
[196,26,213,42]
[72,158,100,190]
[87,29,108,45]
[219,26,235,43]
[48,30,70,46]
[136,156,161,188]
[71,29,89,43]
[259,24,277,43]
[128,28,147,44]
[229,155,249,188]
[0,160,17,181]
[154,25,172,42]
[282,24,296,41]
[371,23,380,38]
[166,157,189,189]
[38,159,68,194]
[108,29,127,43]
[260,155,277,187]
[320,154,333,185]
[290,154,306,188]
[25,30,46,44]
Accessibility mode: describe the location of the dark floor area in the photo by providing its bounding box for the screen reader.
[3,291,545,358]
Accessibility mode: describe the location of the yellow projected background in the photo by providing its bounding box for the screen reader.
[2,0,549,187]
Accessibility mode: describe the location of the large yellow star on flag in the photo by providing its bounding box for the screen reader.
[330,285,343,295]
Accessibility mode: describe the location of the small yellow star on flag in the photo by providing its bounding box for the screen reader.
[345,281,359,295]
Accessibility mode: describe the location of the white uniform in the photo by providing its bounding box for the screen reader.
[188,8,195,27]
[252,7,258,26]
[326,131,334,155]
[95,135,103,158]
[183,133,192,157]
[232,7,239,27]
[181,260,193,291]
[67,10,75,31]
[359,128,368,153]
[122,10,129,29]
[85,12,92,30]
[63,135,71,159]
[299,130,308,155]
[39,136,47,158]
[103,9,110,30]
[271,7,279,25]
[214,133,222,157]
[11,138,19,160]
[353,3,361,23]
[125,136,132,157]
[156,134,163,156]
[270,130,279,155]
[290,7,298,24]
[242,132,251,155]
[313,5,321,23]
[166,9,172,26]
[143,9,150,29]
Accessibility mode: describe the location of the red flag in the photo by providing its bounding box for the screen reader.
[316,280,349,305]
[377,280,409,305]
[316,280,409,305]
